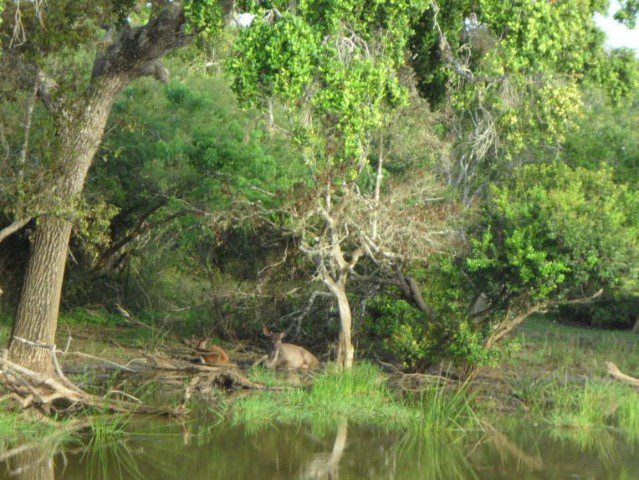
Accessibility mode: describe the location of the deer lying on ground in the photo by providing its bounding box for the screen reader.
[184,337,230,366]
[257,327,320,370]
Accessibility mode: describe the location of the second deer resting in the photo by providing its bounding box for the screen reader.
[258,327,320,370]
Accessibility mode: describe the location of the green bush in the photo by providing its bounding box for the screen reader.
[467,163,639,309]
[364,295,436,371]
[364,293,497,372]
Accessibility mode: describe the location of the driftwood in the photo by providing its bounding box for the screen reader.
[606,362,639,389]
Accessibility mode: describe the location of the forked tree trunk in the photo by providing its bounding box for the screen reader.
[8,78,127,373]
[335,287,354,369]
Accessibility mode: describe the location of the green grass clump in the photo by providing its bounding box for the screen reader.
[413,381,477,433]
[227,363,477,435]
[246,366,280,387]
[547,382,614,431]
[616,389,639,442]
[0,407,70,450]
[83,414,142,480]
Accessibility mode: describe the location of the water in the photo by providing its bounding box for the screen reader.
[2,417,638,479]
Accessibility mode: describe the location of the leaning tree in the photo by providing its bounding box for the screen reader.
[0,0,223,374]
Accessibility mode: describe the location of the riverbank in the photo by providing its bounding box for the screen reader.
[1,312,638,448]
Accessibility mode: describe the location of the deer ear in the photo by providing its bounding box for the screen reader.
[276,332,285,341]
[262,326,272,336]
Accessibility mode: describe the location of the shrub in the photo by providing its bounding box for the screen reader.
[467,162,639,319]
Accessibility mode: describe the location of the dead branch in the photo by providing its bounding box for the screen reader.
[606,362,639,389]
[140,354,267,390]
[174,376,200,415]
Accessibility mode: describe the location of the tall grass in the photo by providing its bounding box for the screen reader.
[616,388,639,443]
[83,414,142,480]
[225,363,478,435]
[412,381,478,433]
[547,382,613,431]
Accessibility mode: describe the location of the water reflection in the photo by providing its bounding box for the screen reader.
[1,417,638,479]
[5,447,54,480]
[301,420,348,479]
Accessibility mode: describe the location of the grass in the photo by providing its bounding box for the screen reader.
[515,314,639,377]
[60,308,125,327]
[82,414,143,480]
[0,407,66,450]
[224,363,478,435]
[1,310,638,460]
[502,316,639,443]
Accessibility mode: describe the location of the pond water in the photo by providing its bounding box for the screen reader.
[2,416,638,479]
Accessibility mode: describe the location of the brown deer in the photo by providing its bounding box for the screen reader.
[259,327,320,370]
[186,337,230,366]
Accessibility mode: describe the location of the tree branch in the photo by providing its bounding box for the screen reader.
[92,3,190,81]
[0,218,31,245]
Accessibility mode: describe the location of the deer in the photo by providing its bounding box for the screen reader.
[257,326,320,370]
[184,337,230,366]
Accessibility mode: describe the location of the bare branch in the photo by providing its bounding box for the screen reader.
[606,362,639,389]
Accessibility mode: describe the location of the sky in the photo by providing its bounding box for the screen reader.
[594,2,639,53]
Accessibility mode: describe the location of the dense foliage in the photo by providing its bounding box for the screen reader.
[467,163,639,309]
[0,0,637,372]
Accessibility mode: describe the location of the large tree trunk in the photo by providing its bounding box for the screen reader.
[335,287,354,369]
[6,3,190,376]
[8,78,127,373]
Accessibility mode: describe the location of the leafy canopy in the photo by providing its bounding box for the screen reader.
[227,0,428,164]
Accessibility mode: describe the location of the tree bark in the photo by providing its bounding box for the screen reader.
[8,77,128,373]
[7,3,190,375]
[335,287,354,369]
[0,217,31,245]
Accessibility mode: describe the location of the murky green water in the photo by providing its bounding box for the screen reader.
[2,416,638,479]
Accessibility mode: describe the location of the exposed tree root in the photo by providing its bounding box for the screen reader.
[0,349,175,416]
[606,362,639,389]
